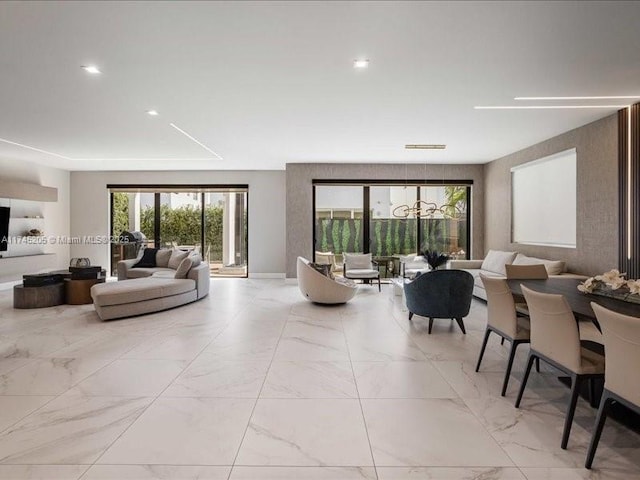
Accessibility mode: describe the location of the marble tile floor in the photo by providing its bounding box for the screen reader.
[0,279,638,479]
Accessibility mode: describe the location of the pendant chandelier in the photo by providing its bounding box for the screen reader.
[392,200,462,219]
[392,160,462,219]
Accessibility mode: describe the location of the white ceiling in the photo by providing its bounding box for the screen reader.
[1,1,639,171]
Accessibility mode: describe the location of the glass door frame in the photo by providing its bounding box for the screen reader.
[312,179,472,261]
[108,183,249,277]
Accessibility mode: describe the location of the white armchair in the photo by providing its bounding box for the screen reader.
[343,253,381,292]
[297,257,357,304]
[399,254,431,279]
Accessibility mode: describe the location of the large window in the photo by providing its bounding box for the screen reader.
[109,185,248,277]
[314,182,470,275]
[314,186,364,266]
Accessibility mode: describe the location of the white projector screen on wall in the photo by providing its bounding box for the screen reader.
[511,148,577,248]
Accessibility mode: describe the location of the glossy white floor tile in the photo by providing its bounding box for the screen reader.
[98,397,255,465]
[236,399,373,466]
[0,394,153,464]
[375,467,527,479]
[229,466,377,479]
[81,465,231,479]
[0,465,88,479]
[71,359,187,396]
[121,334,213,361]
[361,398,514,467]
[0,395,54,433]
[0,356,113,395]
[519,467,640,479]
[261,361,358,399]
[353,361,457,399]
[0,279,638,479]
[163,359,270,398]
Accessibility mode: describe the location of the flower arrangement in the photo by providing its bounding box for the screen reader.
[421,249,450,270]
[577,269,640,303]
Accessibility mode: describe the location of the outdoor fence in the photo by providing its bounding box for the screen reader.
[315,217,467,257]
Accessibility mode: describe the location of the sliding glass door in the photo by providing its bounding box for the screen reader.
[109,186,248,277]
[203,190,247,276]
[314,185,364,266]
[313,181,470,277]
[419,185,468,257]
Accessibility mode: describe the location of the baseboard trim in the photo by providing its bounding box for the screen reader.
[248,273,286,279]
[285,277,298,285]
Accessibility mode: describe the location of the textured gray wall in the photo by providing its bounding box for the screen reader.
[484,114,618,276]
[286,163,485,278]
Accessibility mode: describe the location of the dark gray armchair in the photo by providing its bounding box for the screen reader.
[404,269,474,334]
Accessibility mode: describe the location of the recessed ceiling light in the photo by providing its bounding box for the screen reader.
[405,144,446,150]
[81,65,101,74]
[353,59,369,69]
[515,95,640,100]
[0,137,71,159]
[169,123,223,160]
[474,105,626,110]
[147,110,159,116]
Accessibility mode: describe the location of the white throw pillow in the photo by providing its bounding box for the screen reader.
[174,257,193,279]
[344,253,372,269]
[168,249,190,269]
[155,248,172,268]
[480,250,518,275]
[513,253,565,275]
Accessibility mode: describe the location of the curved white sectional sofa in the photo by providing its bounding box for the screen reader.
[91,256,210,320]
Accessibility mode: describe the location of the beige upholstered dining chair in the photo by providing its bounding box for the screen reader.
[586,303,640,468]
[505,264,602,344]
[476,274,538,396]
[343,253,381,291]
[516,286,605,450]
[505,263,548,316]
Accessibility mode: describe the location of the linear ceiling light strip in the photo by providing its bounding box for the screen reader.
[515,96,640,100]
[0,137,71,159]
[169,123,223,160]
[474,105,626,110]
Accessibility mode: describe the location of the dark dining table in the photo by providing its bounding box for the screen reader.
[506,277,640,328]
[506,277,640,431]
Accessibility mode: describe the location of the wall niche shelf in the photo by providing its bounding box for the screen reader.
[0,180,57,202]
[0,253,55,260]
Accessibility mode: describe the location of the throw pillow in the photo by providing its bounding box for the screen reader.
[188,253,202,268]
[513,253,565,275]
[155,248,172,268]
[174,257,193,279]
[480,250,517,275]
[344,253,372,269]
[335,276,356,287]
[309,262,333,278]
[133,248,158,268]
[168,249,189,269]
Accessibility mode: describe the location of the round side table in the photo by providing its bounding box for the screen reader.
[64,278,106,305]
